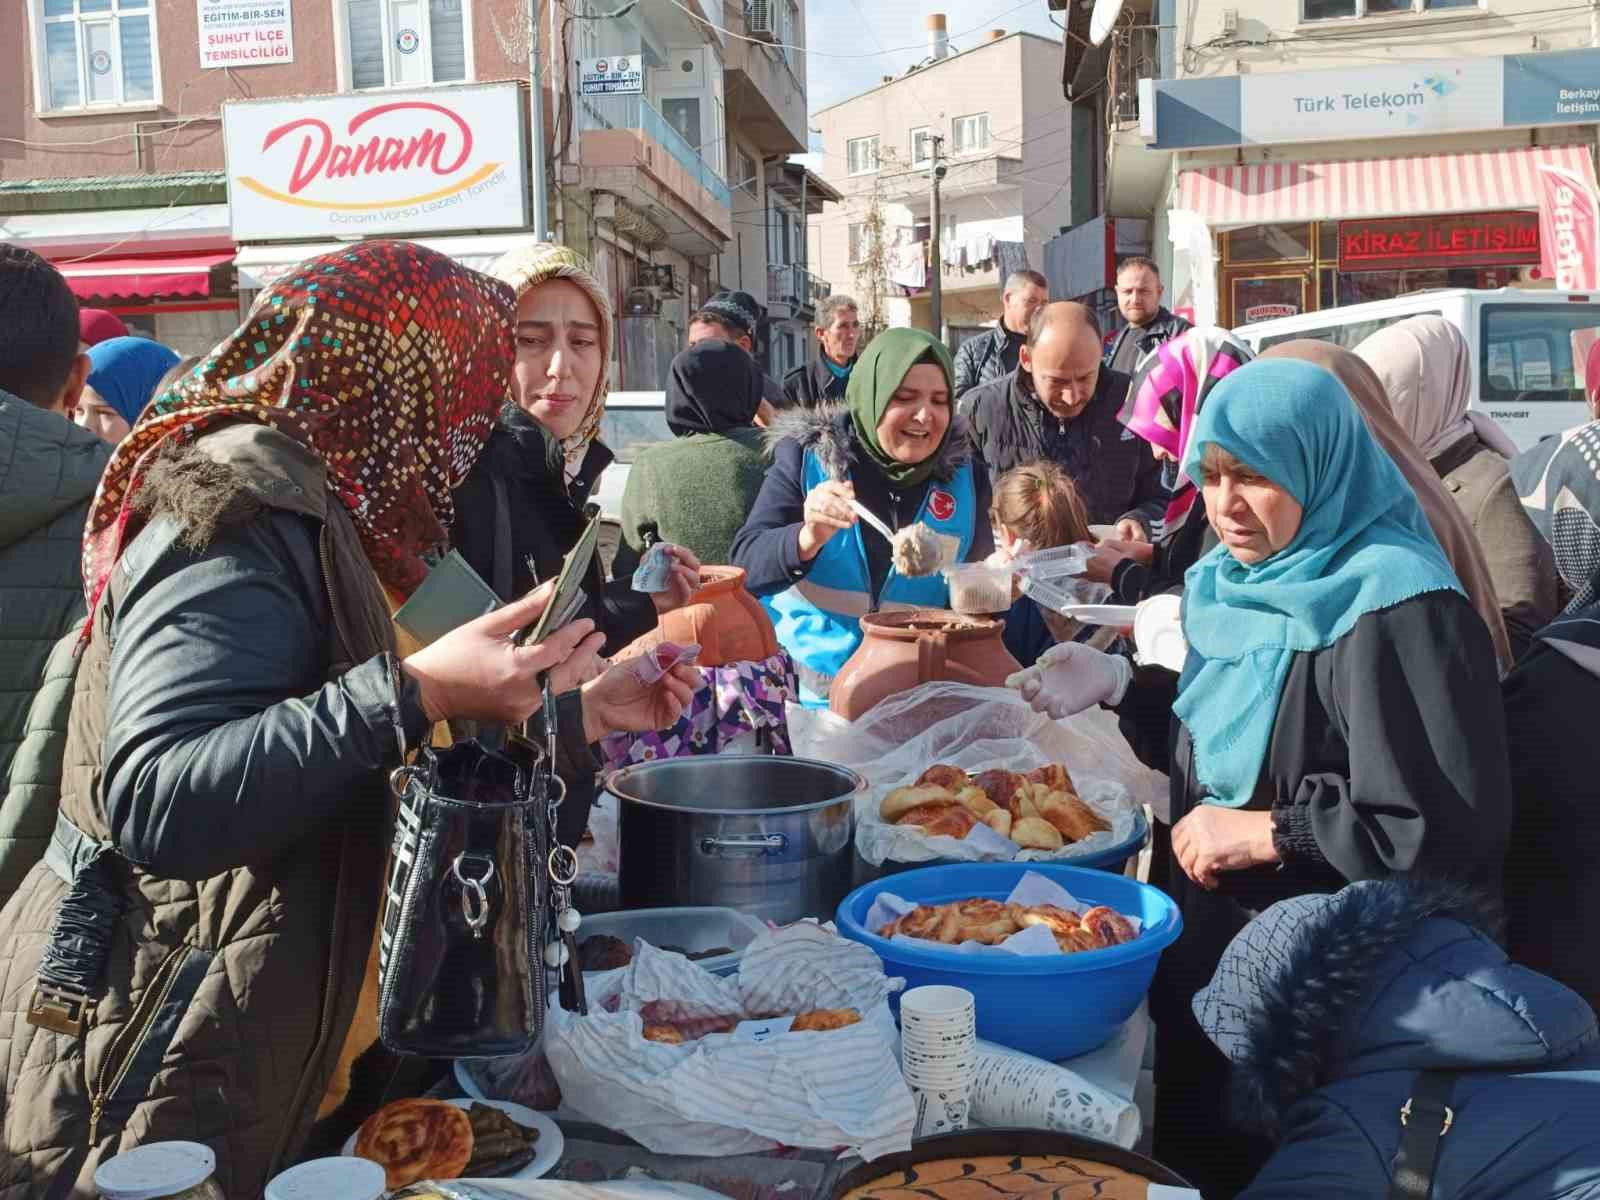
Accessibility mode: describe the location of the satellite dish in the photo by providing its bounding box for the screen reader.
[1089,0,1125,47]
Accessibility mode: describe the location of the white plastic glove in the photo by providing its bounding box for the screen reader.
[1005,642,1134,719]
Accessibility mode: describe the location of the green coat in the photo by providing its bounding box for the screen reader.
[613,427,769,575]
[0,393,111,904]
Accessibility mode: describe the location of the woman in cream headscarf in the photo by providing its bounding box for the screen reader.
[451,243,701,845]
[1356,315,1557,660]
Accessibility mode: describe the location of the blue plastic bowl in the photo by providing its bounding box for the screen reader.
[868,808,1149,880]
[836,862,1182,1061]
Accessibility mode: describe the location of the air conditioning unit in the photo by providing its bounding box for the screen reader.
[624,287,661,316]
[745,0,779,43]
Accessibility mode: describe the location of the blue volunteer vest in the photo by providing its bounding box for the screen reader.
[765,449,977,707]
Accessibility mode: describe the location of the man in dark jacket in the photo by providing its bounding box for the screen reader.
[783,293,860,409]
[0,247,109,788]
[953,269,1048,414]
[968,301,1165,537]
[1105,256,1191,376]
[687,290,786,421]
[1196,879,1600,1199]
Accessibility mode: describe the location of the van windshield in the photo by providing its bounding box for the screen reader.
[601,408,673,464]
[1255,310,1441,354]
[1480,304,1600,405]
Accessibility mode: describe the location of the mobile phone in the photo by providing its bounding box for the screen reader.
[516,505,603,648]
[392,550,502,647]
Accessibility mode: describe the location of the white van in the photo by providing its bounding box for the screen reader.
[1233,288,1600,451]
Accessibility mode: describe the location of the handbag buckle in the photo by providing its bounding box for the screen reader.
[1399,1097,1453,1135]
[26,981,91,1037]
[452,853,496,939]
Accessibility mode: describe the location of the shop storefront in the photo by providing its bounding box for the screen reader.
[1142,46,1600,327]
[221,81,532,309]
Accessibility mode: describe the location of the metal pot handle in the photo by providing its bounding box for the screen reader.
[699,833,788,858]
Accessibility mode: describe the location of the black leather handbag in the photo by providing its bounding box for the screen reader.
[377,735,560,1059]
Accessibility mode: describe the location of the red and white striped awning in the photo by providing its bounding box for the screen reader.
[1176,143,1599,228]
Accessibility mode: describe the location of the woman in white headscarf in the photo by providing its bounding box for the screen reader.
[1357,315,1558,660]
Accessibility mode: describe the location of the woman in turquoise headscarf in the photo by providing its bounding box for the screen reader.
[732,328,993,706]
[1011,357,1512,1196]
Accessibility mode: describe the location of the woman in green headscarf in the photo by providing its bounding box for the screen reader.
[732,327,994,706]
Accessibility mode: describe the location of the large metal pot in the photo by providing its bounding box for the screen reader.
[607,756,863,923]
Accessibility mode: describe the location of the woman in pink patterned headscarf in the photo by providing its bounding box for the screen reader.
[1084,326,1254,603]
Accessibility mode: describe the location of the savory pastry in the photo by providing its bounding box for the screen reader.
[952,785,1000,820]
[878,898,1137,955]
[1080,905,1139,948]
[982,809,1013,839]
[577,933,633,972]
[1011,815,1065,851]
[354,1098,475,1190]
[462,1103,541,1179]
[1028,763,1079,795]
[881,785,958,822]
[973,769,1029,815]
[916,764,971,791]
[1032,791,1110,843]
[792,1007,863,1032]
[642,1023,687,1044]
[895,802,978,839]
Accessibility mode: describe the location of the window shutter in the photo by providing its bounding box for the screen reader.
[43,22,81,108]
[348,0,387,88]
[119,13,154,102]
[429,0,467,82]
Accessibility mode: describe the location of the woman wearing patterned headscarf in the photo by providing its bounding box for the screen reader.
[1086,327,1254,603]
[0,242,696,1198]
[453,242,700,672]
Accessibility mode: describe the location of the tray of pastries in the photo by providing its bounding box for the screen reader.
[876,899,1137,955]
[879,764,1109,852]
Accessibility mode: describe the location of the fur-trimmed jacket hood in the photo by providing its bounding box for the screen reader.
[763,402,974,486]
[1198,879,1600,1199]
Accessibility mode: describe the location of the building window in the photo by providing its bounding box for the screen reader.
[1302,0,1479,18]
[35,0,158,111]
[736,147,758,195]
[345,0,469,90]
[847,135,880,177]
[952,112,990,155]
[910,126,934,168]
[848,221,872,264]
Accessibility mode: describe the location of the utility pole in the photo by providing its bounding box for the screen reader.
[929,134,945,342]
[528,0,550,241]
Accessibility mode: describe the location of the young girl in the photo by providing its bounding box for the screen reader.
[990,462,1118,667]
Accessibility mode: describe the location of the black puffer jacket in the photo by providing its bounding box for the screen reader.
[967,367,1166,533]
[1105,307,1192,375]
[453,403,657,659]
[782,352,855,411]
[952,325,1023,412]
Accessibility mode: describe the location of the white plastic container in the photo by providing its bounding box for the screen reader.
[265,1157,385,1200]
[580,906,768,976]
[943,563,1014,615]
[94,1142,221,1200]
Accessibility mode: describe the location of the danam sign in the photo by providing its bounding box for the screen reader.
[222,84,529,241]
[198,0,293,70]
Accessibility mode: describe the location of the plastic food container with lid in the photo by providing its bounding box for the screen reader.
[265,1156,386,1200]
[94,1141,223,1200]
[942,563,1015,615]
[578,906,769,976]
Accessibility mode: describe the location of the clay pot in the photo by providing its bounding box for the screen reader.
[829,608,1022,721]
[619,565,779,668]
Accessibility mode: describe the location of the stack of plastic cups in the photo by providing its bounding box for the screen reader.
[900,985,977,1137]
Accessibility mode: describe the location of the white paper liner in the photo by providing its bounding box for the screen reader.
[544,923,914,1160]
[786,683,1164,866]
[863,871,1143,957]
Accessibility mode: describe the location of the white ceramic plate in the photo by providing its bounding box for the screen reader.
[341,1097,563,1183]
[1133,593,1188,672]
[1058,603,1139,627]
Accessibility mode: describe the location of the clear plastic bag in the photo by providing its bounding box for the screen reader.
[797,682,1166,867]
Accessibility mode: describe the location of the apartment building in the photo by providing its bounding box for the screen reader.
[808,19,1072,343]
[1065,0,1600,330]
[1,0,814,386]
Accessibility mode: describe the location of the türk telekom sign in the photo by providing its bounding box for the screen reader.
[222,84,529,241]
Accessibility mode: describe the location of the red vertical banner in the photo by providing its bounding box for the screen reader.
[1538,164,1600,291]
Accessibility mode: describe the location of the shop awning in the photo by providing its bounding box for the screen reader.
[234,231,541,291]
[53,251,234,301]
[1176,143,1599,228]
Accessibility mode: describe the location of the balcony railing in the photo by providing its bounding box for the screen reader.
[578,93,732,210]
[767,262,830,313]
[1110,25,1160,127]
